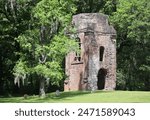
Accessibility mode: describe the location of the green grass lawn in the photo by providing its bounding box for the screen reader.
[0,90,150,103]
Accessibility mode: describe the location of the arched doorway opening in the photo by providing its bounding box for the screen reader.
[97,68,107,90]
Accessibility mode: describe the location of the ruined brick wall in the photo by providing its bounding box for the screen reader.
[64,13,116,91]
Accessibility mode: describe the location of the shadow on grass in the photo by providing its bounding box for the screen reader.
[44,91,90,101]
[33,90,113,102]
[0,96,23,103]
[0,90,113,103]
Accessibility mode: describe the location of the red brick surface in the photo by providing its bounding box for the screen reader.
[64,13,116,91]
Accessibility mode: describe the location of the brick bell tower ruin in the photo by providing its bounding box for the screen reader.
[64,13,116,91]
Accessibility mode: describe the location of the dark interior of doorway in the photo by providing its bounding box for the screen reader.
[97,68,107,90]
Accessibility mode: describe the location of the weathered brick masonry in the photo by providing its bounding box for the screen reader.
[64,13,116,91]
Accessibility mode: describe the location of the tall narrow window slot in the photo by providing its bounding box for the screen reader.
[99,46,104,61]
[75,37,81,61]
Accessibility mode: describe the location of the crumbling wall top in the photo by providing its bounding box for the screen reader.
[72,13,116,35]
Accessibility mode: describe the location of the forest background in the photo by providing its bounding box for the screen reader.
[0,0,149,97]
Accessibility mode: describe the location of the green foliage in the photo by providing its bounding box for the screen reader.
[34,0,76,25]
[75,0,117,14]
[0,0,150,96]
[0,0,39,95]
[111,0,150,90]
[13,60,28,87]
[116,70,126,90]
[13,0,78,95]
[140,56,150,72]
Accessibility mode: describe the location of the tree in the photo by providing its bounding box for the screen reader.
[75,0,117,14]
[111,0,150,90]
[0,0,39,95]
[13,0,78,97]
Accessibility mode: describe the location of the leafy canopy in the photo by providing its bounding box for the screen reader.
[13,0,78,86]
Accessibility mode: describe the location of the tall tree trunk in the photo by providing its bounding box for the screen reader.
[39,25,46,98]
[39,77,45,98]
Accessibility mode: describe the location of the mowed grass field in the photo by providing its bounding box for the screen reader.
[0,91,150,103]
